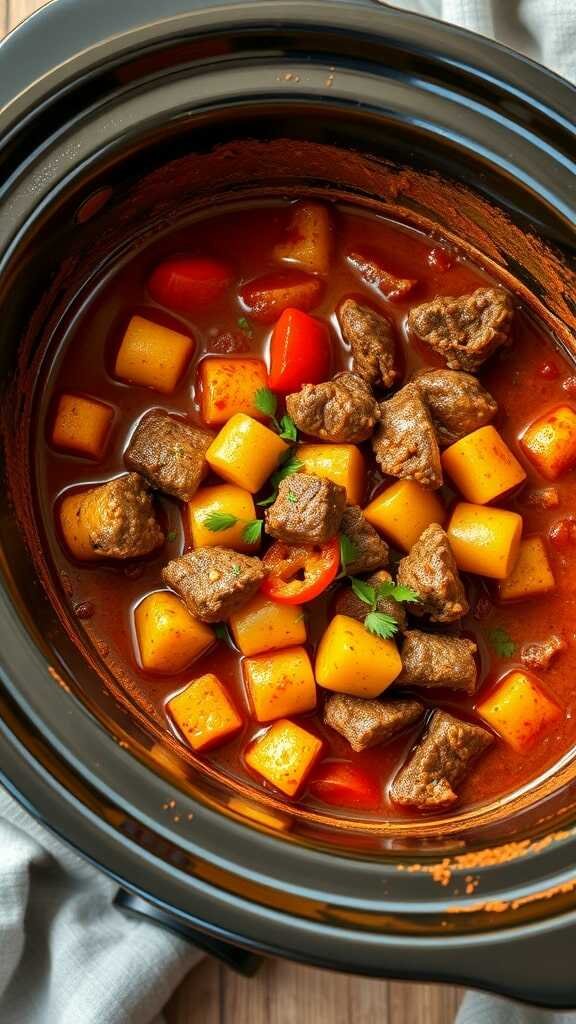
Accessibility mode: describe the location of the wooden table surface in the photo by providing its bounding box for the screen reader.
[1,2,464,1020]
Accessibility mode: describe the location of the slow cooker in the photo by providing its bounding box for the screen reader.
[1,0,576,1005]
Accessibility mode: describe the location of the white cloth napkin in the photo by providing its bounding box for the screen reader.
[1,3,574,1024]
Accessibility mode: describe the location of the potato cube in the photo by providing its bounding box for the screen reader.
[134,591,214,674]
[521,405,576,481]
[498,535,555,602]
[51,393,114,459]
[447,502,523,579]
[245,719,323,796]
[476,670,562,752]
[206,413,289,493]
[442,425,526,505]
[187,484,258,552]
[199,357,269,426]
[59,491,98,561]
[227,796,292,832]
[168,673,242,751]
[243,646,316,722]
[229,592,306,656]
[364,480,445,552]
[315,614,402,698]
[273,201,332,275]
[115,315,194,394]
[298,443,365,505]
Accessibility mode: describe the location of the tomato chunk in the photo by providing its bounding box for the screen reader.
[240,271,323,325]
[269,308,331,393]
[308,762,381,811]
[148,257,232,312]
[261,538,340,605]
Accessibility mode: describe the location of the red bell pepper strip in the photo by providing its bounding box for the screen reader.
[308,762,381,811]
[269,307,331,393]
[261,537,340,605]
[148,257,232,312]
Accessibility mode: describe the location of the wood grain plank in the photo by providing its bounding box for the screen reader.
[0,5,464,1023]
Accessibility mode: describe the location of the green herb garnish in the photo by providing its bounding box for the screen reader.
[257,452,303,507]
[339,533,359,574]
[204,511,262,545]
[287,490,298,504]
[279,414,298,442]
[214,622,235,648]
[254,387,298,441]
[166,530,177,543]
[237,316,254,337]
[242,520,263,546]
[487,626,516,658]
[364,611,399,640]
[347,576,419,640]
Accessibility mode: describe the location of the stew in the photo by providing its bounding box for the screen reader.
[36,198,576,818]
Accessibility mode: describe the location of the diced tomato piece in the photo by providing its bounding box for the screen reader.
[240,271,323,325]
[148,257,232,312]
[261,538,340,605]
[269,308,331,393]
[348,250,417,300]
[308,762,381,811]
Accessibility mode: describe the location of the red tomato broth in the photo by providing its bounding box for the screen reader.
[33,198,576,820]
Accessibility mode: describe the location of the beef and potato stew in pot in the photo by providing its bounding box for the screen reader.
[38,198,576,820]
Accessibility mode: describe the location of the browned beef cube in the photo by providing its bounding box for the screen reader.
[397,524,468,622]
[337,298,399,389]
[265,475,346,545]
[390,710,494,810]
[340,505,389,575]
[78,473,164,559]
[408,288,514,372]
[162,547,264,623]
[125,410,214,501]
[399,630,478,694]
[324,694,423,752]
[521,635,567,672]
[413,369,497,447]
[286,372,378,443]
[372,384,442,489]
[334,570,407,632]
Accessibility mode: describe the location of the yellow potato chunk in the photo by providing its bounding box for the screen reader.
[187,484,258,552]
[315,614,402,698]
[363,480,445,552]
[245,719,323,796]
[134,591,214,674]
[199,357,269,426]
[59,491,99,561]
[229,592,306,656]
[206,413,289,493]
[273,201,332,275]
[442,425,526,505]
[52,393,114,459]
[447,502,523,579]
[243,646,316,722]
[498,535,555,602]
[476,670,562,752]
[115,315,194,394]
[298,443,365,505]
[227,796,292,832]
[521,405,576,480]
[168,673,243,751]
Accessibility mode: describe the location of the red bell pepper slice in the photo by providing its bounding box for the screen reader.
[240,271,323,325]
[148,257,232,312]
[269,307,331,393]
[308,762,381,811]
[261,537,340,605]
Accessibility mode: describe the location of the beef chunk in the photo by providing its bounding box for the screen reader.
[372,384,442,489]
[286,372,378,443]
[399,630,478,694]
[340,505,389,575]
[408,287,514,372]
[265,475,346,545]
[397,524,469,622]
[334,570,408,632]
[337,298,399,389]
[78,473,164,559]
[125,410,214,501]
[521,635,567,672]
[390,710,494,810]
[162,547,264,623]
[413,369,497,447]
[324,694,423,752]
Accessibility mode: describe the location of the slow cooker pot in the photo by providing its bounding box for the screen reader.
[1,0,576,1005]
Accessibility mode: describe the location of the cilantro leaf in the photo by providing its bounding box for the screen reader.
[350,577,376,606]
[364,611,399,640]
[214,622,235,648]
[376,580,420,604]
[204,511,239,532]
[287,490,298,504]
[237,316,253,337]
[257,452,303,507]
[339,533,359,573]
[254,387,278,419]
[279,414,298,442]
[487,626,516,658]
[166,530,177,543]
[242,519,263,545]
